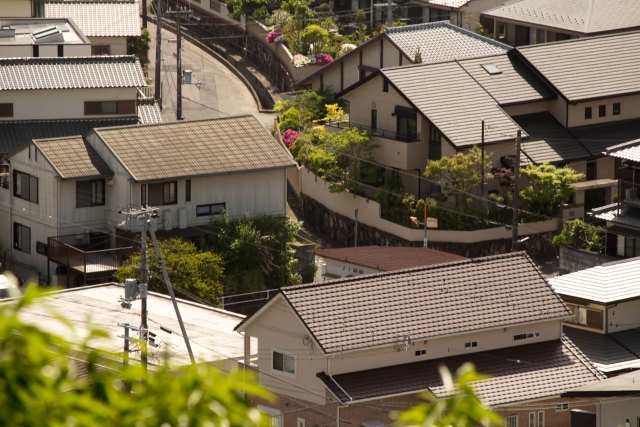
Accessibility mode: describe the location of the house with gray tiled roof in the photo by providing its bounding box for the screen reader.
[549,257,640,375]
[236,251,604,427]
[296,21,510,93]
[406,0,509,31]
[0,18,91,58]
[1,116,295,285]
[483,0,640,46]
[36,0,141,55]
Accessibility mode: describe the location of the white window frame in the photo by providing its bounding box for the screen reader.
[538,410,544,427]
[297,418,305,427]
[505,415,518,427]
[513,331,540,342]
[528,412,535,427]
[272,349,296,376]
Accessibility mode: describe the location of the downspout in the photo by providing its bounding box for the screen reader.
[328,356,352,427]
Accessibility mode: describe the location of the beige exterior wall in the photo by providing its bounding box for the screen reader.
[1,87,139,121]
[315,256,381,281]
[598,397,640,427]
[382,37,402,67]
[341,52,361,93]
[460,0,506,31]
[1,0,32,17]
[501,100,552,117]
[562,300,607,334]
[597,157,616,180]
[567,93,640,128]
[607,299,640,333]
[548,97,568,127]
[89,36,128,55]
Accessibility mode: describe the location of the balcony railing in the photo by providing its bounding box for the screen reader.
[327,121,421,142]
[48,232,135,285]
[625,187,640,207]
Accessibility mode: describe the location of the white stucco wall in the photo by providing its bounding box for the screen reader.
[607,299,640,333]
[597,397,640,427]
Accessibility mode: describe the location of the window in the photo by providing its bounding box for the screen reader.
[538,411,544,427]
[57,44,63,57]
[536,29,545,43]
[586,160,596,180]
[505,415,518,427]
[497,23,506,38]
[513,331,540,341]
[395,107,417,141]
[0,103,13,118]
[141,184,147,207]
[91,45,111,55]
[429,7,449,22]
[84,100,136,115]
[415,349,426,356]
[32,45,39,57]
[36,241,48,255]
[210,0,221,11]
[383,79,389,92]
[599,105,606,117]
[464,341,477,349]
[584,107,592,119]
[613,102,621,115]
[272,350,295,374]
[555,32,570,41]
[14,222,30,253]
[586,308,603,329]
[76,179,105,207]
[185,180,191,202]
[371,109,377,133]
[429,126,442,160]
[13,170,38,203]
[147,181,177,206]
[297,418,305,427]
[196,202,225,216]
[529,412,535,427]
[556,403,569,411]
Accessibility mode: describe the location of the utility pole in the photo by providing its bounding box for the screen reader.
[154,0,163,107]
[165,8,191,120]
[423,203,427,248]
[511,130,521,251]
[119,322,132,392]
[140,216,149,370]
[481,120,487,211]
[354,208,358,247]
[142,0,148,28]
[387,0,393,27]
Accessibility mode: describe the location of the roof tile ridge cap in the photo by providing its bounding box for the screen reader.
[561,333,607,380]
[448,21,511,51]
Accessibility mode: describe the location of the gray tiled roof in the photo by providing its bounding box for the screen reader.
[382,61,525,148]
[385,21,510,64]
[423,0,470,8]
[318,336,604,405]
[563,326,640,374]
[571,119,640,157]
[33,136,113,179]
[515,113,589,164]
[589,203,640,229]
[137,99,164,124]
[0,118,138,155]
[41,1,141,37]
[0,56,146,90]
[549,256,640,303]
[517,32,640,102]
[315,246,467,271]
[458,53,554,106]
[279,252,570,354]
[484,0,640,35]
[91,116,296,182]
[605,139,640,162]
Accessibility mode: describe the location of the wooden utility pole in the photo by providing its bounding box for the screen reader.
[142,0,148,28]
[511,130,521,251]
[481,120,487,211]
[165,8,191,120]
[154,0,163,106]
[140,217,149,370]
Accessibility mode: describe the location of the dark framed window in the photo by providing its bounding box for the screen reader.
[371,109,377,133]
[14,222,31,253]
[91,45,111,55]
[141,184,147,207]
[13,170,38,203]
[32,45,39,57]
[84,100,136,115]
[599,105,606,117]
[586,309,603,329]
[148,181,177,206]
[429,126,442,160]
[584,107,592,119]
[383,79,389,92]
[555,32,570,41]
[196,202,225,216]
[395,107,417,141]
[36,241,48,255]
[586,161,596,181]
[272,350,295,374]
[0,103,13,117]
[76,179,105,207]
[57,44,63,57]
[185,180,191,202]
[429,7,449,21]
[613,102,621,115]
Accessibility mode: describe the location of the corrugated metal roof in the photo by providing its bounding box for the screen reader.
[385,21,510,63]
[0,56,146,90]
[549,256,640,303]
[458,52,554,105]
[278,252,569,354]
[517,32,640,102]
[42,1,141,37]
[318,336,604,405]
[92,115,296,182]
[382,61,525,148]
[515,113,589,164]
[33,136,113,179]
[484,0,640,35]
[564,326,640,374]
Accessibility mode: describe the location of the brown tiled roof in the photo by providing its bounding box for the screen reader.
[279,252,570,354]
[33,136,113,179]
[91,116,296,182]
[516,32,640,102]
[314,246,467,271]
[317,336,605,406]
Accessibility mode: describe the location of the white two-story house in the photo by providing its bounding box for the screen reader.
[0,18,91,58]
[236,251,604,427]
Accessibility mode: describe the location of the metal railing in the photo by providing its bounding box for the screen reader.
[327,121,421,142]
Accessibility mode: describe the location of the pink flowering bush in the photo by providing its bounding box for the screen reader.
[266,30,282,43]
[282,129,300,148]
[314,53,333,66]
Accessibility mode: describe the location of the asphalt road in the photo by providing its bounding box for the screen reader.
[146,22,276,129]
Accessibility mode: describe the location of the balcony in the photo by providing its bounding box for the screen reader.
[625,187,640,208]
[47,232,135,286]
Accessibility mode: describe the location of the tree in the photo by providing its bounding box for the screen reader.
[0,285,272,426]
[114,237,224,306]
[301,24,329,54]
[128,27,151,71]
[413,47,423,64]
[395,363,502,427]
[552,218,605,252]
[424,146,491,209]
[519,163,583,216]
[225,0,268,20]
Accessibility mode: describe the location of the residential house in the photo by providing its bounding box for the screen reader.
[403,0,509,31]
[549,258,640,375]
[297,21,510,93]
[35,0,141,55]
[483,0,640,46]
[563,370,640,427]
[3,116,295,285]
[236,251,604,427]
[5,282,248,367]
[590,139,640,258]
[314,245,466,280]
[0,18,91,58]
